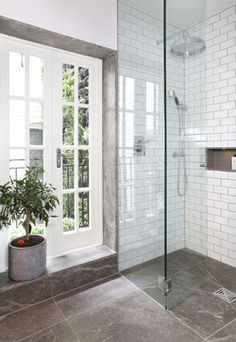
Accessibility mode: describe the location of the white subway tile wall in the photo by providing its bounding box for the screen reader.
[118,2,236,270]
[185,4,236,266]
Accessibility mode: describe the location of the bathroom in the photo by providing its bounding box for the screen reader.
[0,0,236,341]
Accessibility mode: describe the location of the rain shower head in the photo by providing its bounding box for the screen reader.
[170,31,206,57]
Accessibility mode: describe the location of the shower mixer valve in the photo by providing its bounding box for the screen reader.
[134,136,150,156]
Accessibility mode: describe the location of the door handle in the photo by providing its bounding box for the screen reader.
[56,148,63,168]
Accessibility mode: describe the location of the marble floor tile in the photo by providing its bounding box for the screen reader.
[207,319,236,341]
[0,300,64,342]
[19,321,78,342]
[123,255,209,309]
[199,258,236,293]
[0,276,53,317]
[56,275,136,318]
[68,289,202,342]
[171,279,236,339]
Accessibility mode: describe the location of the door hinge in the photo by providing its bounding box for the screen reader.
[158,275,172,294]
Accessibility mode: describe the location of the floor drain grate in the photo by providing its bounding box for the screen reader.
[213,287,236,304]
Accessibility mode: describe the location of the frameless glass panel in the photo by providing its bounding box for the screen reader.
[10,51,25,97]
[63,106,74,146]
[29,149,43,169]
[9,149,25,180]
[78,108,89,145]
[10,99,25,147]
[30,102,43,145]
[79,192,89,229]
[78,67,89,104]
[30,56,44,99]
[63,193,75,232]
[63,150,74,189]
[78,150,89,188]
[118,0,166,308]
[62,64,75,102]
[166,0,207,310]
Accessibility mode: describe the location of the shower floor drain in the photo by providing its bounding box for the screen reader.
[213,288,236,304]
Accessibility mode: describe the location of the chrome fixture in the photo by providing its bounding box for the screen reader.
[169,90,188,196]
[170,31,206,57]
[134,136,150,156]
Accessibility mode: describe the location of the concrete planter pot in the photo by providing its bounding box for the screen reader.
[8,235,47,281]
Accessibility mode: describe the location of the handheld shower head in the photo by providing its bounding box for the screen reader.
[168,89,180,107]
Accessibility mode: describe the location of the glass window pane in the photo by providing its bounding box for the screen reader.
[63,106,74,146]
[10,100,25,147]
[62,64,74,102]
[30,149,43,169]
[79,150,89,188]
[30,56,44,99]
[78,67,89,104]
[9,149,25,180]
[78,108,89,145]
[79,192,89,229]
[10,52,25,97]
[63,150,74,189]
[30,102,43,145]
[63,193,75,232]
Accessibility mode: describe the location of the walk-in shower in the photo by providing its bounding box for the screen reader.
[118,0,236,319]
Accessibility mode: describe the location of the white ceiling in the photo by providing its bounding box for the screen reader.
[126,0,236,28]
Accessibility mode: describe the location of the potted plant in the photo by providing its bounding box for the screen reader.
[0,167,59,281]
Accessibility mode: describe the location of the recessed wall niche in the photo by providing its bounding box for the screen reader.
[207,148,236,172]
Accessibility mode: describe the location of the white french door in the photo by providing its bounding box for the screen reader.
[0,35,103,257]
[52,52,103,256]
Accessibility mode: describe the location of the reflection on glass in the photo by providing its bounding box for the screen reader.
[78,108,89,145]
[30,150,43,169]
[119,76,124,110]
[146,82,154,113]
[30,102,43,145]
[156,84,159,113]
[10,100,25,147]
[146,82,159,135]
[146,115,154,134]
[125,112,134,148]
[62,64,74,102]
[78,67,89,104]
[125,77,134,110]
[79,192,89,228]
[63,193,75,232]
[63,150,74,189]
[9,149,25,180]
[10,52,25,97]
[79,150,89,188]
[63,106,74,146]
[30,56,44,99]
[125,185,134,220]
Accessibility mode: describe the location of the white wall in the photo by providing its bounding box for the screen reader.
[185,4,236,267]
[0,0,117,50]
